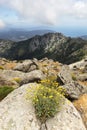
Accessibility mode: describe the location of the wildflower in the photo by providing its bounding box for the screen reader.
[49,95,53,98]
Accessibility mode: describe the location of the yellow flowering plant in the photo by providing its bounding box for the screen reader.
[12,77,21,83]
[27,84,64,123]
[26,68,66,123]
[40,76,66,96]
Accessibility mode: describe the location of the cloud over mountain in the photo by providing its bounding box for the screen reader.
[0,0,87,26]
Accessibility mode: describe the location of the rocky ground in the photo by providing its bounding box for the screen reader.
[0,57,87,130]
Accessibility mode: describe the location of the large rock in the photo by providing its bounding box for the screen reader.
[0,69,44,85]
[0,70,25,80]
[63,82,86,100]
[76,73,87,81]
[0,83,40,130]
[58,65,73,85]
[69,57,87,70]
[14,59,39,72]
[69,58,87,82]
[45,99,86,130]
[0,83,86,130]
[0,76,18,88]
[21,70,45,84]
[58,65,87,100]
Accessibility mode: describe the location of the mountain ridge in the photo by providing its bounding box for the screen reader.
[0,32,87,64]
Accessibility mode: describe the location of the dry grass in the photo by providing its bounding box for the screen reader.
[39,60,62,77]
[0,58,17,70]
[78,81,87,87]
[73,94,87,128]
[4,62,17,69]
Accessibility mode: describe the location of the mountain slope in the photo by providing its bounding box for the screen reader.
[0,33,87,64]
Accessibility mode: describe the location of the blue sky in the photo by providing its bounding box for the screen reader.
[0,0,87,36]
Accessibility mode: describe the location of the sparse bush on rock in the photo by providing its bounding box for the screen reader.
[12,77,21,83]
[71,73,77,81]
[0,66,4,70]
[27,68,66,123]
[27,84,64,123]
[40,76,66,95]
[27,75,65,123]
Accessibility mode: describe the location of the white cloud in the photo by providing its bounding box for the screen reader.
[72,1,87,18]
[0,0,87,26]
[0,19,5,28]
[5,0,73,25]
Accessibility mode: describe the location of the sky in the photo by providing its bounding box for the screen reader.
[0,0,87,36]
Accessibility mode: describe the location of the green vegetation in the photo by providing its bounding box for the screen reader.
[71,73,77,81]
[0,86,14,101]
[33,85,63,123]
[0,66,4,70]
[12,77,21,83]
[40,77,66,95]
[0,33,87,64]
[27,84,64,123]
[27,77,65,123]
[77,49,86,61]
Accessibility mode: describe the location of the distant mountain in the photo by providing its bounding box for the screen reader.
[80,35,87,40]
[0,33,87,64]
[0,29,54,41]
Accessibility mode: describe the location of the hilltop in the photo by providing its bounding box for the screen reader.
[0,33,87,64]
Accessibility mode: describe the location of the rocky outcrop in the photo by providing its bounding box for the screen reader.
[63,82,86,100]
[0,69,44,86]
[0,83,86,130]
[69,57,87,70]
[58,65,73,84]
[0,83,41,130]
[58,65,87,100]
[21,70,45,84]
[45,99,86,130]
[77,73,87,81]
[0,76,18,88]
[69,57,87,81]
[14,59,39,72]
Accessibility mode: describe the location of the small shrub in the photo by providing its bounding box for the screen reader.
[0,86,14,100]
[42,63,48,67]
[27,84,65,123]
[12,77,21,83]
[71,73,77,81]
[26,68,65,123]
[40,76,66,96]
[40,77,58,89]
[0,66,4,70]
